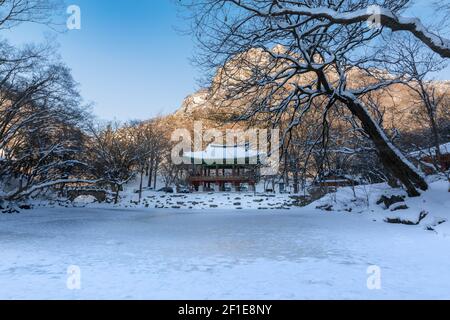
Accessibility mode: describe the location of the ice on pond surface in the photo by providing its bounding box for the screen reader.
[0,206,450,299]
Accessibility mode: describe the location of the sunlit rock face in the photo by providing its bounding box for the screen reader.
[175,89,210,116]
[170,46,450,139]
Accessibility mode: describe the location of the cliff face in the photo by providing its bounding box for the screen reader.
[170,46,450,134]
[174,89,209,117]
[171,79,449,134]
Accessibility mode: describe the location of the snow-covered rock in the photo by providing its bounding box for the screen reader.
[310,176,450,234]
[73,195,98,206]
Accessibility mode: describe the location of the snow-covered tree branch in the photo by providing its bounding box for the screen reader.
[181,0,435,196]
[228,0,450,58]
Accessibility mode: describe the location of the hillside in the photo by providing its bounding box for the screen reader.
[171,76,450,139]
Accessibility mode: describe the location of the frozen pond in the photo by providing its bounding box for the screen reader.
[0,208,449,299]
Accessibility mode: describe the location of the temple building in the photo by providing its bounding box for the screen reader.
[182,144,264,192]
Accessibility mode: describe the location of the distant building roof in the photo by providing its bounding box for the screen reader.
[183,144,263,164]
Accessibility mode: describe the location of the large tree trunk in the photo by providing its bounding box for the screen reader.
[153,160,159,190]
[338,92,428,197]
[293,166,299,194]
[114,183,120,204]
[138,169,144,203]
[148,159,153,188]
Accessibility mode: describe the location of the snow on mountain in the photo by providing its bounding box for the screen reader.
[175,89,210,116]
[172,65,450,137]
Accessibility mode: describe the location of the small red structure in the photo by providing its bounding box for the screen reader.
[409,143,450,174]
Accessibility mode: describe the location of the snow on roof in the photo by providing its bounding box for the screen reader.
[183,144,263,163]
[409,142,450,158]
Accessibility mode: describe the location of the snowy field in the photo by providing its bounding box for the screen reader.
[1,201,450,299]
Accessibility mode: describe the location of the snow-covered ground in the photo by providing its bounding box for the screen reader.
[0,178,449,300]
[311,177,450,237]
[67,192,303,210]
[29,176,299,211]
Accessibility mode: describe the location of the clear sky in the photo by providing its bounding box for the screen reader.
[5,0,199,121]
[3,0,450,121]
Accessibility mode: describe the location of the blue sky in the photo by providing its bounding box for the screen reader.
[5,0,199,121]
[4,0,450,121]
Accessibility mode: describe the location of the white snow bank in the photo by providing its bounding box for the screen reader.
[310,177,450,235]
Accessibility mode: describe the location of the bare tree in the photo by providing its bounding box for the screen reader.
[0,46,92,202]
[127,120,171,202]
[181,0,431,196]
[128,122,150,203]
[0,0,62,30]
[86,123,139,204]
[190,0,450,58]
[160,159,181,189]
[386,35,448,172]
[139,118,171,190]
[0,0,84,204]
